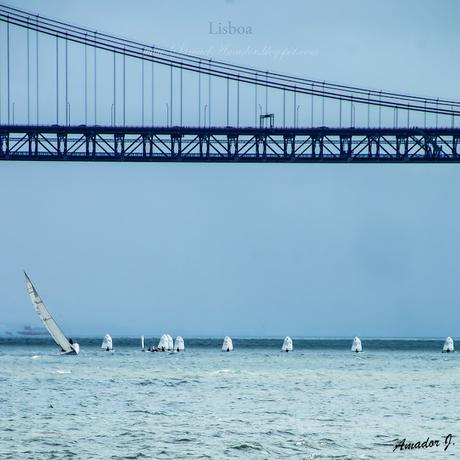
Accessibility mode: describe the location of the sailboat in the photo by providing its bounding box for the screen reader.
[222,336,233,352]
[101,334,113,351]
[158,334,173,351]
[442,336,454,353]
[24,271,80,355]
[141,335,145,351]
[351,336,362,353]
[174,336,185,352]
[282,336,293,352]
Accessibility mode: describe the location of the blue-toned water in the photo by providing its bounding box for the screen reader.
[0,338,459,459]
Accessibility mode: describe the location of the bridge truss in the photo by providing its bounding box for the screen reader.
[1,125,459,163]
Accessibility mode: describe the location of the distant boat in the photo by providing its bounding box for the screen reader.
[222,336,233,352]
[24,271,80,355]
[174,336,185,352]
[141,335,156,352]
[351,336,362,353]
[282,336,293,352]
[443,336,454,353]
[158,334,173,352]
[101,334,113,351]
[16,325,48,336]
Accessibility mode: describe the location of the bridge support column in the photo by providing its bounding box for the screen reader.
[114,133,125,158]
[28,132,38,156]
[376,136,381,159]
[57,133,68,157]
[255,135,267,159]
[0,133,9,157]
[367,136,375,158]
[283,135,295,160]
[142,134,153,157]
[340,135,352,160]
[432,135,442,158]
[423,135,432,159]
[85,133,96,156]
[171,134,183,158]
[396,135,408,159]
[311,135,324,160]
[199,134,210,159]
[453,135,459,159]
[227,135,238,159]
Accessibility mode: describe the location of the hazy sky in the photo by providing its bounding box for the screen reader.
[0,0,459,337]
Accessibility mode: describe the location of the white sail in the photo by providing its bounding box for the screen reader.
[141,335,145,351]
[101,334,113,351]
[351,336,362,352]
[222,336,233,352]
[158,334,169,351]
[282,336,293,352]
[166,334,173,351]
[24,272,79,355]
[443,336,454,353]
[174,336,185,351]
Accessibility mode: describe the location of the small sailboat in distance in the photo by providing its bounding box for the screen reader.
[141,335,145,351]
[158,334,173,351]
[351,336,362,353]
[443,336,454,353]
[222,336,233,352]
[174,336,185,352]
[282,336,293,352]
[101,334,113,351]
[24,271,80,355]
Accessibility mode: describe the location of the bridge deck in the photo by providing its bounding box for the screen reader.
[1,125,459,163]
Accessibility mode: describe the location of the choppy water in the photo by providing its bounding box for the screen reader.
[0,338,459,459]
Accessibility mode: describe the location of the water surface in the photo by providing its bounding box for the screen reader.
[0,338,458,459]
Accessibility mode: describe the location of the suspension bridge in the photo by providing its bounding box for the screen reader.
[0,3,459,163]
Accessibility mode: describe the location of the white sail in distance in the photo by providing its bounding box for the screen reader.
[282,336,293,352]
[101,334,113,351]
[222,336,234,351]
[443,336,454,353]
[174,336,185,351]
[24,272,79,354]
[158,334,170,351]
[351,336,362,352]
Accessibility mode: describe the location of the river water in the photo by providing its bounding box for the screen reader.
[0,338,458,459]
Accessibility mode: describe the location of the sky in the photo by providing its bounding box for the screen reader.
[0,0,459,337]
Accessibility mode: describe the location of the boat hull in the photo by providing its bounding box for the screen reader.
[61,343,80,355]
